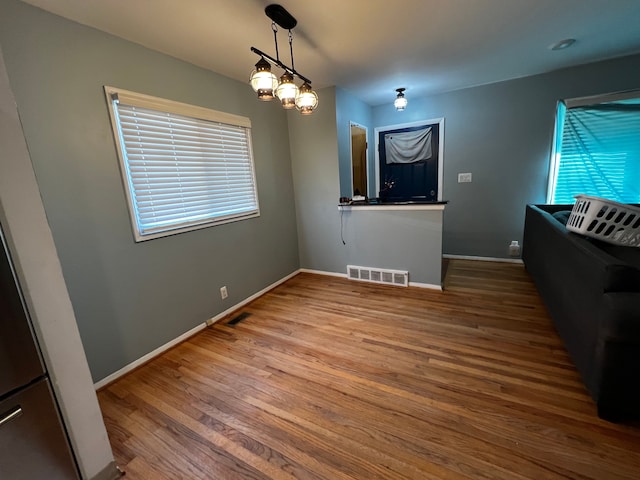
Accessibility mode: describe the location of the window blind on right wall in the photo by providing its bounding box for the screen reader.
[550,98,640,204]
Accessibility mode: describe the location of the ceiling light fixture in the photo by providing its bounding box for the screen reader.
[295,82,319,115]
[549,38,576,51]
[394,88,407,111]
[249,57,278,101]
[275,72,299,109]
[250,4,318,114]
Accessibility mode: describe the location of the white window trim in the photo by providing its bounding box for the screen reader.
[564,89,640,109]
[545,101,565,203]
[104,86,260,242]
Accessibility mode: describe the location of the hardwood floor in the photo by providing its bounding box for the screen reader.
[98,260,640,479]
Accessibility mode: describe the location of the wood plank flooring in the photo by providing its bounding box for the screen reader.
[98,260,640,479]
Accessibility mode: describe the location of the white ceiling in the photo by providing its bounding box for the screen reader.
[21,0,640,106]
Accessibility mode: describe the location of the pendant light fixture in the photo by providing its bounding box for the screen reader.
[249,4,318,114]
[295,82,319,114]
[394,88,408,111]
[249,57,278,101]
[275,72,299,109]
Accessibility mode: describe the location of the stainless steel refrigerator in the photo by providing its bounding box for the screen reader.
[0,222,80,479]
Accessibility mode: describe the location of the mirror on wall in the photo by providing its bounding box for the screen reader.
[350,122,368,197]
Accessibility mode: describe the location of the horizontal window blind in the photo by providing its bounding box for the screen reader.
[105,87,259,241]
[551,98,640,204]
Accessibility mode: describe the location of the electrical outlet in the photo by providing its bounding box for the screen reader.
[458,172,472,183]
[220,286,228,299]
[509,240,521,257]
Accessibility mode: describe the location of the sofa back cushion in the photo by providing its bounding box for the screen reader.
[531,205,640,293]
[593,240,640,268]
[551,210,572,225]
[603,264,640,292]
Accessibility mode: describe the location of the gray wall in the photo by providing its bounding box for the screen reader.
[372,54,640,258]
[288,87,347,274]
[336,87,373,197]
[342,208,443,286]
[0,0,299,382]
[0,46,116,480]
[298,54,640,276]
[291,87,443,285]
[3,0,640,381]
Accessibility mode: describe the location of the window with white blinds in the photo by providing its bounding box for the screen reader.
[105,87,259,241]
[548,92,640,204]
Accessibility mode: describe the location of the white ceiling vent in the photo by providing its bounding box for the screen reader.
[347,265,409,287]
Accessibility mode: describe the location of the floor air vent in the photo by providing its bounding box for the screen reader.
[347,265,409,287]
[227,311,251,326]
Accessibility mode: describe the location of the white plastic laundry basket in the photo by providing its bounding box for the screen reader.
[566,195,640,247]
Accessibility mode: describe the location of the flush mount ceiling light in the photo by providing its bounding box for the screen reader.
[394,88,408,111]
[250,4,318,114]
[549,38,576,51]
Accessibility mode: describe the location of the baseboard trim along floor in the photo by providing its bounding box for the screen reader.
[443,254,524,264]
[93,269,300,390]
[95,264,447,389]
[301,268,442,291]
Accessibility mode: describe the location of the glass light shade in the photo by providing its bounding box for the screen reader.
[295,82,318,115]
[249,58,278,101]
[394,94,408,111]
[275,72,299,109]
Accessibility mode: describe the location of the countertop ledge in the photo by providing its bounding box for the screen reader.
[338,201,447,211]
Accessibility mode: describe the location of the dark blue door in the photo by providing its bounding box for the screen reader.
[378,123,439,201]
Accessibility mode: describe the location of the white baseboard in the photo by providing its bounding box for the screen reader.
[93,322,206,390]
[94,269,301,390]
[443,254,524,264]
[204,269,300,327]
[95,265,447,389]
[409,281,443,291]
[299,268,347,278]
[300,268,442,291]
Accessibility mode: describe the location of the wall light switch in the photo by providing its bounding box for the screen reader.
[458,173,472,183]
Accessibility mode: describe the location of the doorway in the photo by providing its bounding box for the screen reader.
[350,123,368,197]
[375,118,444,202]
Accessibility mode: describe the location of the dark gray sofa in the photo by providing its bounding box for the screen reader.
[523,204,640,421]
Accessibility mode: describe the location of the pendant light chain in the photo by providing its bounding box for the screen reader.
[272,22,280,62]
[288,29,295,73]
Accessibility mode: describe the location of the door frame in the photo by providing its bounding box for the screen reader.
[374,118,445,201]
[349,121,369,197]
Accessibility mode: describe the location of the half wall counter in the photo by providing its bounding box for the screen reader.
[338,201,446,289]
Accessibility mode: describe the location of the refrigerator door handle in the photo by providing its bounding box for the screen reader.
[0,405,23,428]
